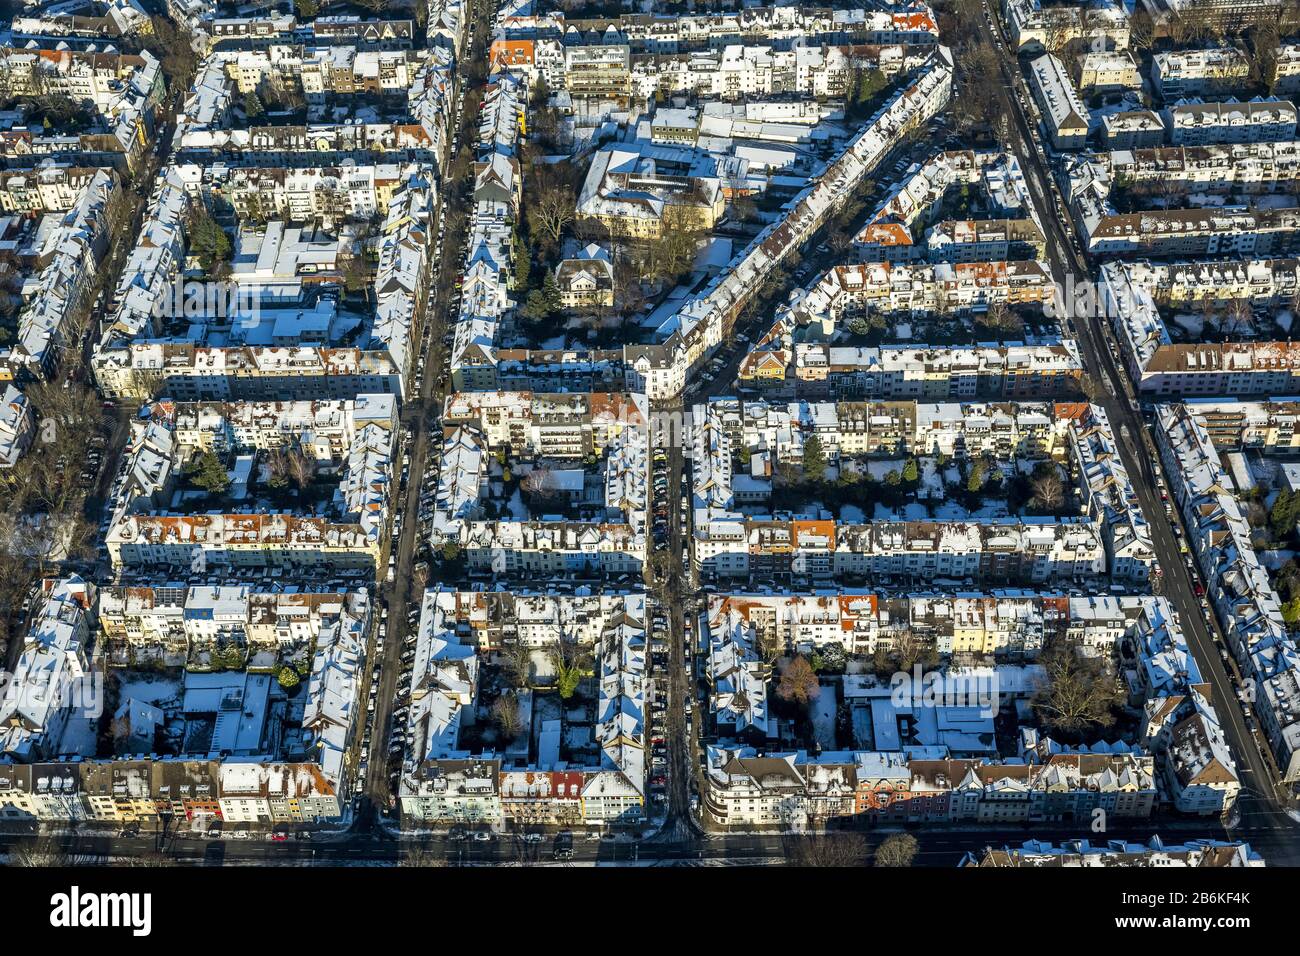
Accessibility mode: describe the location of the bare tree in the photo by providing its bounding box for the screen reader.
[502,642,532,687]
[1032,639,1124,735]
[491,692,523,740]
[776,655,821,704]
[788,832,867,867]
[529,178,576,249]
[401,838,448,867]
[8,834,73,867]
[1224,298,1253,336]
[980,299,1024,336]
[887,627,938,672]
[268,441,315,491]
[111,849,173,867]
[1030,471,1064,513]
[1127,8,1155,52]
[874,832,919,867]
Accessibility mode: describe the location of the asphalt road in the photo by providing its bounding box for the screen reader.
[974,0,1294,831]
[358,0,491,823]
[655,405,703,840]
[14,815,1295,866]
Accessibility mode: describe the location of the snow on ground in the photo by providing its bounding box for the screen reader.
[930,500,1011,520]
[811,689,838,750]
[851,704,873,749]
[506,488,528,519]
[56,714,99,758]
[1260,548,1297,571]
[874,502,930,520]
[920,458,944,498]
[840,504,866,522]
[116,674,183,705]
[865,459,905,480]
[1171,312,1204,338]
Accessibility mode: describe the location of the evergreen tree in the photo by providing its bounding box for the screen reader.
[802,434,827,481]
[186,451,230,495]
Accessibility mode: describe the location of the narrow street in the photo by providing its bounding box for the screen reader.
[358,0,491,826]
[654,403,702,841]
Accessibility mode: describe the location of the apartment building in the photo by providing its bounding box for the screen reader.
[1074,50,1140,94]
[0,577,95,761]
[1102,258,1300,396]
[399,589,648,826]
[554,244,615,309]
[0,384,34,468]
[963,838,1264,866]
[1164,99,1298,146]
[1101,110,1166,149]
[0,169,118,381]
[741,341,1082,400]
[690,397,1150,583]
[1152,48,1251,99]
[1157,405,1300,784]
[626,43,861,103]
[0,46,162,173]
[0,758,345,825]
[576,145,725,240]
[173,47,456,165]
[105,395,397,572]
[93,164,433,402]
[448,75,523,392]
[704,746,1156,828]
[855,149,1045,261]
[12,0,150,43]
[0,581,368,822]
[1028,53,1090,150]
[497,6,939,56]
[705,591,1075,660]
[1063,152,1300,257]
[434,391,649,577]
[1001,0,1130,52]
[450,44,953,401]
[707,590,1211,816]
[1274,41,1300,96]
[99,586,370,663]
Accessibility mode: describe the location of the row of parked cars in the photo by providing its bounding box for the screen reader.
[651,448,670,550]
[648,604,671,807]
[382,600,422,795]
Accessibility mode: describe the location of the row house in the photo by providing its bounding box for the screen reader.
[704,747,1155,828]
[399,590,648,826]
[93,166,433,403]
[1157,404,1300,785]
[1102,258,1300,396]
[0,759,341,824]
[99,585,370,662]
[0,577,95,761]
